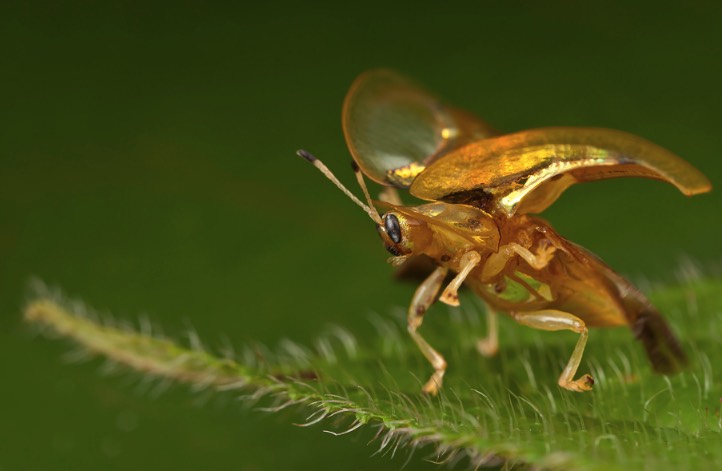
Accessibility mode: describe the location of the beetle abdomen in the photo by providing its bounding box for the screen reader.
[624,293,689,374]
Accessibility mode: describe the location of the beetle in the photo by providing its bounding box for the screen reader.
[297,69,711,394]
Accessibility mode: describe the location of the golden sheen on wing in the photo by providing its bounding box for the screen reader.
[299,69,711,395]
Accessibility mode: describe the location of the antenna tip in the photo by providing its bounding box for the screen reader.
[296,149,317,163]
[350,160,360,172]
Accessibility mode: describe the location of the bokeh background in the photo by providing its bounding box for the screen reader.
[2,2,721,469]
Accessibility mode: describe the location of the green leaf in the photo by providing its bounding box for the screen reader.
[25,276,722,470]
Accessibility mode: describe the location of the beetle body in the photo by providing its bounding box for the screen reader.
[299,70,711,394]
[383,204,628,326]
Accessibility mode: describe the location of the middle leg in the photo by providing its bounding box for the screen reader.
[477,305,499,357]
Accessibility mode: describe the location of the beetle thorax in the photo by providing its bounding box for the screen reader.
[377,202,500,262]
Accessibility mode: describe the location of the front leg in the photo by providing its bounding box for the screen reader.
[482,240,557,280]
[407,265,449,395]
[439,251,481,306]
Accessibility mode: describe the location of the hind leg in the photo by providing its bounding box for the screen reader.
[511,309,594,392]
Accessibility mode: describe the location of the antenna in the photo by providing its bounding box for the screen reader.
[351,161,379,217]
[296,150,383,224]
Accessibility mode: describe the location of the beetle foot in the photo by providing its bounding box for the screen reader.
[421,370,444,395]
[476,337,498,357]
[532,240,557,269]
[439,289,460,306]
[559,374,594,392]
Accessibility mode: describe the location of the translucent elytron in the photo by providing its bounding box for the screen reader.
[343,69,494,188]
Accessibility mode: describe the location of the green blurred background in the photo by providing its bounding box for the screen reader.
[2,2,721,470]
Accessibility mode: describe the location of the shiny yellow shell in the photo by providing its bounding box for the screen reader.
[343,70,712,216]
[410,127,712,215]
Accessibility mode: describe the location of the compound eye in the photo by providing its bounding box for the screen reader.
[384,214,402,244]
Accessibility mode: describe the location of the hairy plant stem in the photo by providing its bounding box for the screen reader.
[23,275,722,471]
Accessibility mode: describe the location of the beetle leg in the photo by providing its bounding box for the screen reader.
[378,187,403,205]
[407,265,449,395]
[481,245,515,280]
[510,310,594,392]
[511,241,557,270]
[482,241,557,280]
[476,305,499,357]
[439,251,481,306]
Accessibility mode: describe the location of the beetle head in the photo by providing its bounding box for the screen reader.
[376,210,433,257]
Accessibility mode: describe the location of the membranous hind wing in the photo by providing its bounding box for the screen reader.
[409,127,712,216]
[343,69,495,188]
